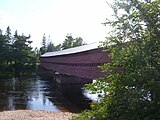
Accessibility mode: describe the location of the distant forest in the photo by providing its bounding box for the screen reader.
[40,33,86,54]
[0,26,86,78]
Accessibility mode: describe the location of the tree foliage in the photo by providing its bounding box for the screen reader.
[40,34,47,54]
[40,34,62,54]
[46,42,61,52]
[0,27,39,78]
[73,0,160,119]
[40,34,86,54]
[61,34,86,50]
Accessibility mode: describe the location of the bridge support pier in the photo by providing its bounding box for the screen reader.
[54,73,92,84]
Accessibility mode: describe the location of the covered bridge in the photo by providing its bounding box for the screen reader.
[40,42,111,80]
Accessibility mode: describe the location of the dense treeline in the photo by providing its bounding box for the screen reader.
[40,33,86,55]
[0,26,86,78]
[0,27,39,78]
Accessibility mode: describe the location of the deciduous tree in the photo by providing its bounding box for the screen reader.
[73,0,160,119]
[61,34,86,50]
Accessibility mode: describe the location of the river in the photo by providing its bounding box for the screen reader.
[0,75,97,113]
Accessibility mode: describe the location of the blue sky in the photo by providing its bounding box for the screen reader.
[0,0,113,48]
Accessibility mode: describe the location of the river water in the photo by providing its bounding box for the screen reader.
[0,76,96,113]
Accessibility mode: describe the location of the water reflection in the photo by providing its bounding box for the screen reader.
[0,76,91,113]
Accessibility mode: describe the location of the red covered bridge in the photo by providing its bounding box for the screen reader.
[40,42,111,80]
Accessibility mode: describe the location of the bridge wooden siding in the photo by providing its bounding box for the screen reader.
[40,43,111,79]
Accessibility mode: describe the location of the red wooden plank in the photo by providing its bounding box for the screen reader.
[40,48,110,79]
[41,52,111,64]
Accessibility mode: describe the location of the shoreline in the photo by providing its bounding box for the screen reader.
[0,110,76,120]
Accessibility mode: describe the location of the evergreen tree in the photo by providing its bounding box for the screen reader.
[5,26,13,66]
[0,27,12,66]
[40,34,47,54]
[0,29,2,35]
[0,29,12,76]
[46,42,61,52]
[0,30,7,65]
[42,34,47,48]
[0,27,39,78]
[13,31,36,76]
[54,44,61,51]
[46,42,55,52]
[5,26,12,43]
[46,35,56,52]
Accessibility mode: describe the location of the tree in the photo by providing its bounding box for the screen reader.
[61,34,86,50]
[0,29,2,35]
[0,30,8,66]
[54,44,61,51]
[46,42,54,52]
[5,26,12,43]
[46,42,61,52]
[73,0,160,120]
[13,31,36,76]
[0,27,16,77]
[0,27,12,72]
[0,27,39,78]
[40,34,47,54]
[5,26,13,65]
[61,34,74,50]
[42,34,47,48]
[73,37,85,47]
[33,47,41,63]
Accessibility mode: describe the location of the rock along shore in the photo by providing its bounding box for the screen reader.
[0,110,76,120]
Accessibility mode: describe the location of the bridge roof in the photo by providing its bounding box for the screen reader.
[41,42,100,57]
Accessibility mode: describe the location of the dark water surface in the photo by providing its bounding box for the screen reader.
[0,76,93,113]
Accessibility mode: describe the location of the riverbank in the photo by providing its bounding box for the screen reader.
[0,110,76,120]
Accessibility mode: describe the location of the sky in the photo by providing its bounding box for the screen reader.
[0,0,113,48]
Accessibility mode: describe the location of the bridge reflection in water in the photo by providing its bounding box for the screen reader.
[40,70,93,113]
[0,74,95,113]
[49,81,92,113]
